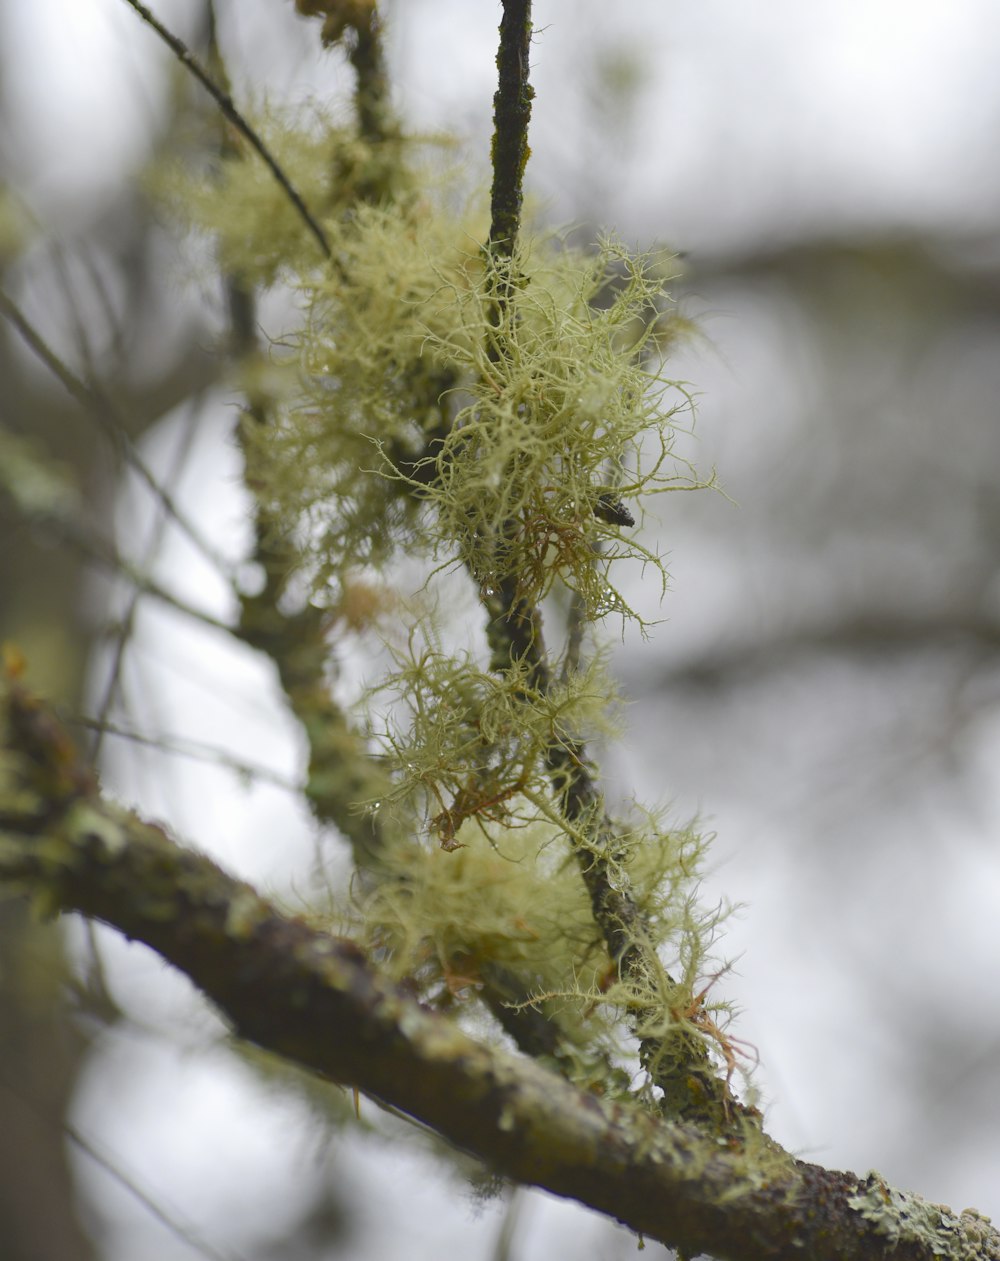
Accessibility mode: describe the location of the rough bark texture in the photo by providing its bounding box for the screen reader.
[1,679,996,1261]
[488,0,534,258]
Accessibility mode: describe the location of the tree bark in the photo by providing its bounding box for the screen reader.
[1,679,995,1261]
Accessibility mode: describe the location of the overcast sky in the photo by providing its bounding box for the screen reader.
[5,1,1000,248]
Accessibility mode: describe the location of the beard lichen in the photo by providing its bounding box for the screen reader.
[233,182,703,620]
[356,793,725,1099]
[367,642,621,848]
[157,102,745,1114]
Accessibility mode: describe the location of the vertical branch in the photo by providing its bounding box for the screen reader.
[488,0,534,260]
[485,0,534,375]
[477,8,745,1129]
[346,4,391,144]
[482,0,536,641]
[291,2,394,152]
[200,16,390,865]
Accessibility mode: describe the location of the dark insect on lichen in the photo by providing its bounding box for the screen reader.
[593,493,635,528]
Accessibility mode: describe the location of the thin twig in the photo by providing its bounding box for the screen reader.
[66,521,234,635]
[0,1061,245,1261]
[119,0,331,259]
[0,285,235,583]
[64,1121,247,1261]
[196,16,390,863]
[490,1186,524,1261]
[75,717,301,793]
[90,396,207,762]
[561,588,588,682]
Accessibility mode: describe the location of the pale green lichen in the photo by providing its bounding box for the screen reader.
[357,756,723,1093]
[247,205,702,622]
[367,644,621,845]
[156,99,737,1110]
[65,801,127,857]
[150,106,372,285]
[848,1172,1000,1260]
[415,238,700,620]
[225,885,270,939]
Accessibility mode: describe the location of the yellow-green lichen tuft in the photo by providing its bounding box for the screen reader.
[150,105,388,285]
[368,644,621,848]
[149,99,740,1105]
[419,236,699,619]
[243,198,702,624]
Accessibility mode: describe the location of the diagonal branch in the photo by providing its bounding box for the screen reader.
[0,286,233,582]
[0,677,995,1261]
[120,0,331,259]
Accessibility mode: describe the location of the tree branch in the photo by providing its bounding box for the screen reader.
[476,2,740,1125]
[489,0,534,259]
[2,684,995,1261]
[0,286,232,582]
[120,0,331,259]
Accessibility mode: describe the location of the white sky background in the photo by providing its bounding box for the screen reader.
[3,2,1000,1259]
[7,1,1000,241]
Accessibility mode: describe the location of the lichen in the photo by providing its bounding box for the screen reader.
[245,204,702,623]
[848,1172,1000,1260]
[65,801,127,857]
[155,90,739,1116]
